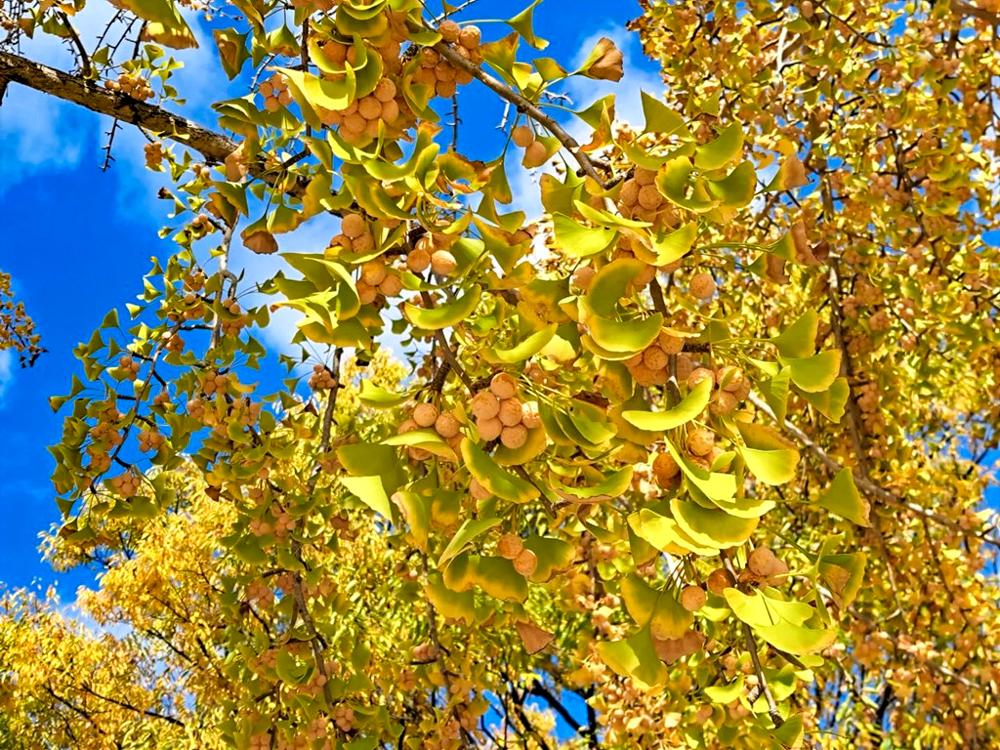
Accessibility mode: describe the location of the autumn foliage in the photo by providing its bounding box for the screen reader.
[2,0,1000,748]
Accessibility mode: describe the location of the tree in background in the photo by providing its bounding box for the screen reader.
[1,0,999,748]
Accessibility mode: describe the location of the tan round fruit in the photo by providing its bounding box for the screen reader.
[497,533,523,560]
[434,412,460,439]
[356,280,378,305]
[341,213,365,239]
[489,372,518,400]
[378,274,403,297]
[498,398,524,426]
[512,125,534,147]
[711,390,738,416]
[458,25,481,49]
[658,331,684,354]
[521,403,541,429]
[638,184,662,210]
[522,140,548,168]
[643,346,668,371]
[397,418,419,435]
[358,96,382,119]
[470,478,491,501]
[690,272,717,300]
[430,249,457,276]
[680,585,707,612]
[476,416,503,441]
[748,547,787,578]
[618,179,640,207]
[633,166,656,186]
[407,246,431,273]
[471,390,500,420]
[373,78,397,103]
[438,19,460,42]
[501,423,528,449]
[717,365,746,394]
[652,452,680,484]
[706,567,733,596]
[361,260,387,286]
[513,548,537,577]
[572,265,596,290]
[688,367,716,390]
[686,428,715,457]
[413,402,439,428]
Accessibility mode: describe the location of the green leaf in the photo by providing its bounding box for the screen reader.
[770,310,818,358]
[404,286,482,331]
[461,438,540,504]
[485,324,556,364]
[552,214,618,257]
[818,552,867,609]
[382,429,456,460]
[341,475,392,518]
[596,628,667,691]
[506,0,548,49]
[640,91,688,135]
[358,381,409,407]
[816,468,870,526]
[438,518,502,568]
[797,376,849,423]
[694,122,744,171]
[586,313,664,355]
[425,576,476,624]
[336,443,404,496]
[670,497,758,549]
[521,536,575,582]
[622,378,713,432]
[736,422,800,486]
[555,467,633,503]
[706,161,756,208]
[646,222,697,266]
[782,350,841,393]
[585,257,647,317]
[277,66,356,130]
[475,556,529,602]
[630,509,720,556]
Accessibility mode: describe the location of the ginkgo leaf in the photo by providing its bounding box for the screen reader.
[816,468,870,526]
[623,379,713,432]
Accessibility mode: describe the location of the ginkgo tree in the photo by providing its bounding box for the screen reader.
[1,0,999,747]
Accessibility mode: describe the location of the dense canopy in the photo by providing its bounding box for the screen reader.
[1,0,1000,748]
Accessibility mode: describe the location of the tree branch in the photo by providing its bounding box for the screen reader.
[0,51,236,164]
[748,393,1000,549]
[426,34,608,187]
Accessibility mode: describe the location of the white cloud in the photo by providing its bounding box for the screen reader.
[506,23,663,220]
[1,5,223,210]
[0,349,12,405]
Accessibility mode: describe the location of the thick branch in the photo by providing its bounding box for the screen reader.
[748,393,1000,549]
[0,51,236,164]
[427,35,607,186]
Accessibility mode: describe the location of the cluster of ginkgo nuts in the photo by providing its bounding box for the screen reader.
[110,471,140,498]
[104,72,154,100]
[259,73,293,112]
[137,429,164,453]
[512,123,550,168]
[397,401,463,458]
[144,141,163,168]
[318,75,402,140]
[406,233,458,278]
[470,373,541,449]
[117,355,142,381]
[411,22,482,99]
[497,532,538,578]
[308,364,337,390]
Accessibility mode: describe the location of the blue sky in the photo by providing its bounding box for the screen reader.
[0,0,662,597]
